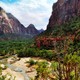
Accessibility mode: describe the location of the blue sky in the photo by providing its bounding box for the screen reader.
[0,0,19,3]
[0,0,57,30]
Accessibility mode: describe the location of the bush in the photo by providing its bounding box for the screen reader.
[40,50,53,60]
[26,59,37,66]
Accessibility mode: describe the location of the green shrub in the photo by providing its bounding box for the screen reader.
[26,59,37,66]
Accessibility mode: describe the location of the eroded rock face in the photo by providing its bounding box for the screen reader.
[47,0,80,29]
[0,7,12,34]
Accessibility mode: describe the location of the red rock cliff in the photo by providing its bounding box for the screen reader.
[47,0,80,29]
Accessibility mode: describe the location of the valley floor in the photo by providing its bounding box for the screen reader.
[2,56,50,80]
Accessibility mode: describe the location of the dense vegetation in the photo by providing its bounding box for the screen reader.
[40,17,80,37]
[0,33,32,40]
[0,39,34,56]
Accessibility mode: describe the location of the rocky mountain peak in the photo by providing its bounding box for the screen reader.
[26,24,39,35]
[28,24,36,28]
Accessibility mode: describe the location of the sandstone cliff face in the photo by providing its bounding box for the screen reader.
[47,0,80,29]
[0,7,12,34]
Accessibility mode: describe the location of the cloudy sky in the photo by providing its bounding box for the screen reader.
[0,0,57,30]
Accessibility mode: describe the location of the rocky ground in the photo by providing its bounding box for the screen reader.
[1,57,38,80]
[1,56,51,80]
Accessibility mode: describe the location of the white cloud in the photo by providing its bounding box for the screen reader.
[0,0,57,30]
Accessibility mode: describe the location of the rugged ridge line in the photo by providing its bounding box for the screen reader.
[0,7,41,38]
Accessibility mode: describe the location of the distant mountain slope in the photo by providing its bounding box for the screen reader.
[38,29,44,33]
[26,24,39,36]
[0,7,41,39]
[7,13,26,35]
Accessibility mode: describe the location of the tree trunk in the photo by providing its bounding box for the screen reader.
[62,64,64,77]
[75,66,78,80]
[58,62,62,80]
